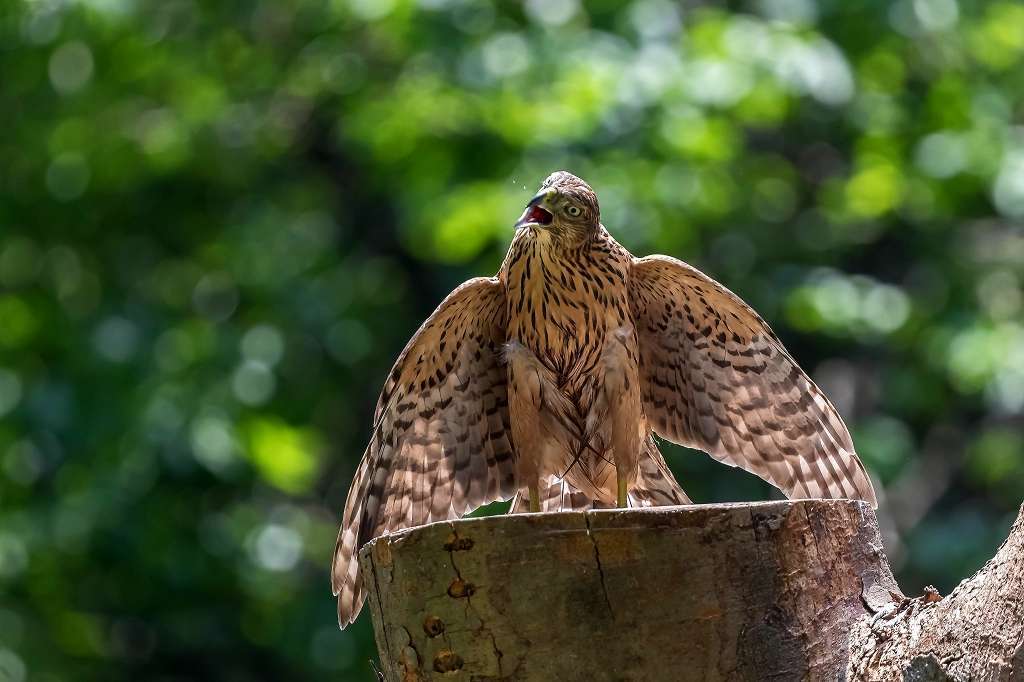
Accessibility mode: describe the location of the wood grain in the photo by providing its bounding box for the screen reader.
[359,500,898,681]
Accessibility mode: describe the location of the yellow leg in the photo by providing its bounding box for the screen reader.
[529,483,540,513]
[617,475,628,508]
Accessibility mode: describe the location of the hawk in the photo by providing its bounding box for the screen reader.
[332,171,875,627]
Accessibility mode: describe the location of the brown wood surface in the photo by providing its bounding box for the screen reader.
[848,504,1024,681]
[359,500,900,681]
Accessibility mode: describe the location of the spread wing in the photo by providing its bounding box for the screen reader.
[629,255,876,507]
[331,277,517,628]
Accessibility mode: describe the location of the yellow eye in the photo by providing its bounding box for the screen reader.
[567,205,581,217]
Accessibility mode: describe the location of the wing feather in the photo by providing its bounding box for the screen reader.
[629,255,875,507]
[331,277,516,627]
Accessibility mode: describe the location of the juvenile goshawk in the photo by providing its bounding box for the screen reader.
[331,171,876,628]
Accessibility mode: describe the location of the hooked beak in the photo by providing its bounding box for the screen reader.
[514,190,555,230]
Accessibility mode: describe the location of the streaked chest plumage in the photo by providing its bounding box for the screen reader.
[501,229,632,397]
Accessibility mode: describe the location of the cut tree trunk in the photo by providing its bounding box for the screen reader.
[359,500,1024,681]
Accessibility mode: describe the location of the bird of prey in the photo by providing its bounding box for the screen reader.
[332,171,876,628]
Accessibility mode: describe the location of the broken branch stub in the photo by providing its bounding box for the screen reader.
[359,500,899,681]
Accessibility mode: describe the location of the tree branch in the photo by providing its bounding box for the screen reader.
[847,504,1024,681]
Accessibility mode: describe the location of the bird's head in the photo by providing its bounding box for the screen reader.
[514,171,600,246]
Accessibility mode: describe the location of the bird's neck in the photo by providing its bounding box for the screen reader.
[511,225,596,257]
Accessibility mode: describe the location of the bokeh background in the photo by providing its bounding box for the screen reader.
[3,0,1024,678]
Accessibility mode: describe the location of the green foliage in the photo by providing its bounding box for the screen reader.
[1,0,1022,678]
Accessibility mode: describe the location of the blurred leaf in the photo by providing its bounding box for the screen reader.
[242,418,323,494]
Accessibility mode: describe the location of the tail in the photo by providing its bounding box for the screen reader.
[511,437,690,512]
[510,477,617,513]
[631,436,691,506]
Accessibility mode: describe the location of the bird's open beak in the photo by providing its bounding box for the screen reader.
[515,190,555,230]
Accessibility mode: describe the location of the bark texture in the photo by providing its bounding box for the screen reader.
[848,504,1024,681]
[359,500,901,681]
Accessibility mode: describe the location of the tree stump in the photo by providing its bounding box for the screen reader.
[359,500,899,681]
